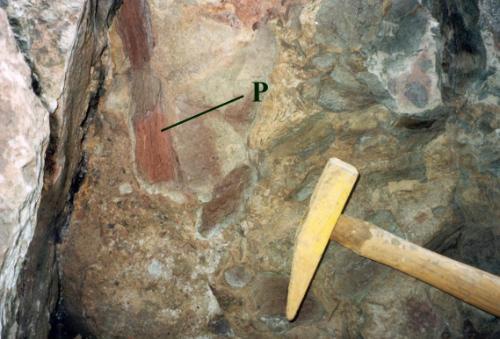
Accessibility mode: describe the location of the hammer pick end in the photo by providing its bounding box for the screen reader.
[286,158,358,320]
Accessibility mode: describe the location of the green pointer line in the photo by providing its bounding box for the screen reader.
[161,95,244,132]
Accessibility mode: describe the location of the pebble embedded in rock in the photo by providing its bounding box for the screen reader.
[224,266,252,288]
[119,182,133,195]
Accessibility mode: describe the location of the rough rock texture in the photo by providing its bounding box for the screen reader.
[55,0,499,337]
[0,9,49,336]
[0,0,120,337]
[4,0,86,112]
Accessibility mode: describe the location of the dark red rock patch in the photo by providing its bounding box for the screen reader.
[133,104,178,183]
[117,0,153,70]
[403,54,433,108]
[199,165,251,237]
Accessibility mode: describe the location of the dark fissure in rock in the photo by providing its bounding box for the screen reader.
[427,0,487,99]
[5,15,43,98]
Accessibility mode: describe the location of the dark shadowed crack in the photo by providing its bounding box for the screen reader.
[5,15,43,98]
[48,21,120,339]
[425,0,487,100]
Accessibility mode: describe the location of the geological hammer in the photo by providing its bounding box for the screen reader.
[287,158,500,320]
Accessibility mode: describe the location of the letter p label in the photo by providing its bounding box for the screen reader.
[253,81,269,102]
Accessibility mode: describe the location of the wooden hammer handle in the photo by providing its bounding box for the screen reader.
[332,215,500,316]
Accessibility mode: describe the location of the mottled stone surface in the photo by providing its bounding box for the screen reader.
[3,0,86,111]
[0,0,119,337]
[0,8,49,336]
[58,0,500,338]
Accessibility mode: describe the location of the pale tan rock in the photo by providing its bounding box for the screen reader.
[1,0,120,337]
[5,0,86,111]
[0,8,49,336]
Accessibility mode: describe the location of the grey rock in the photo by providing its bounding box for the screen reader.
[224,266,253,288]
[404,81,430,108]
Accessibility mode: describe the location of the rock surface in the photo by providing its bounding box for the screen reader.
[4,0,86,111]
[57,0,500,338]
[0,0,497,337]
[0,8,49,336]
[0,0,119,337]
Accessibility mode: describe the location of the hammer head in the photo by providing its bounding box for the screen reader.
[286,158,358,320]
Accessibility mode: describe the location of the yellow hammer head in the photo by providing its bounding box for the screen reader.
[286,158,358,320]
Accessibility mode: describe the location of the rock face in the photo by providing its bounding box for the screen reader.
[0,0,119,337]
[0,0,498,337]
[4,0,86,112]
[0,9,49,336]
[57,0,500,338]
